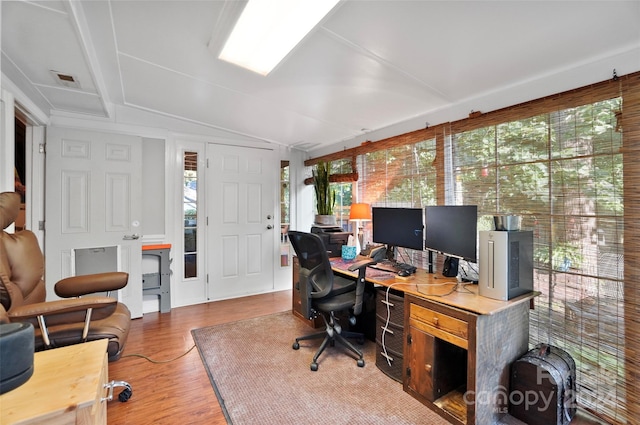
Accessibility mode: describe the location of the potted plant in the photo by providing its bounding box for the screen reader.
[313,161,336,225]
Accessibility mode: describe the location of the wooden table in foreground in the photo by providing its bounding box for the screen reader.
[1,339,109,425]
[333,258,540,425]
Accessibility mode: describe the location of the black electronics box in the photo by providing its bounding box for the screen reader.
[311,225,351,257]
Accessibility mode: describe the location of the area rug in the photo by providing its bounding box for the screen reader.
[192,311,451,425]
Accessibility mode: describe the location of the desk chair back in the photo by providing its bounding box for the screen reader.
[288,231,335,318]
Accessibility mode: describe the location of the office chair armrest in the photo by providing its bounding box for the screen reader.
[347,258,376,272]
[54,272,129,298]
[8,297,118,323]
[347,259,375,317]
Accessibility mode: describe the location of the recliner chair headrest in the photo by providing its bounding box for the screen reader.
[0,192,20,230]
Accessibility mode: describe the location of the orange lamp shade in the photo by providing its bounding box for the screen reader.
[349,203,372,221]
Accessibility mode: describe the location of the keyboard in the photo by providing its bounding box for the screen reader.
[370,260,417,274]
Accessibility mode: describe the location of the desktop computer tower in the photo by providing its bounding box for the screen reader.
[479,230,533,301]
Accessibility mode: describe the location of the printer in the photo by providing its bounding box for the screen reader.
[311,225,351,257]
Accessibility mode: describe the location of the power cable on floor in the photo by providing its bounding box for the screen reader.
[121,343,197,364]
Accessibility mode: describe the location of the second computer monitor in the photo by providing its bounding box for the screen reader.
[424,205,478,262]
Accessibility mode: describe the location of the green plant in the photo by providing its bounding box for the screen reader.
[312,161,335,215]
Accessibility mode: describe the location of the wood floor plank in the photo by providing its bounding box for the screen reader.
[107,290,292,425]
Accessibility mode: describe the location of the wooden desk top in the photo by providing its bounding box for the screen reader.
[1,339,108,425]
[331,257,539,316]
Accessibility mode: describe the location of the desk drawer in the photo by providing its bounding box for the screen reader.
[376,288,404,326]
[376,314,404,354]
[409,303,468,349]
[376,344,403,383]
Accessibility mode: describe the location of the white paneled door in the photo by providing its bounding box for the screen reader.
[206,143,276,300]
[45,127,143,318]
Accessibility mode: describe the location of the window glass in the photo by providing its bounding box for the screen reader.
[280,161,290,266]
[184,151,198,278]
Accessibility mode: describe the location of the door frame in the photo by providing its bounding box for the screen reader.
[1,83,48,248]
[172,138,208,308]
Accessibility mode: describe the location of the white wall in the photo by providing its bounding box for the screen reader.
[141,138,166,238]
[289,149,314,234]
[0,89,15,195]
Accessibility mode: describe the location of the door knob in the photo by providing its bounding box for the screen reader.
[267,225,273,230]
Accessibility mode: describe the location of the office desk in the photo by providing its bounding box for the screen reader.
[331,257,539,425]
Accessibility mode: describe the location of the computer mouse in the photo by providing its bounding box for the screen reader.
[397,270,411,277]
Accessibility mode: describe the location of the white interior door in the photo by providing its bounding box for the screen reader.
[206,143,276,300]
[45,127,143,318]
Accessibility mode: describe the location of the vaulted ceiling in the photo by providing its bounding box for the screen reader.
[2,1,639,153]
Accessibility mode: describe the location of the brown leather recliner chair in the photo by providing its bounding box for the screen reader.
[0,191,133,401]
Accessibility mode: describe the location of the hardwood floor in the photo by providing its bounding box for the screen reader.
[106,290,291,425]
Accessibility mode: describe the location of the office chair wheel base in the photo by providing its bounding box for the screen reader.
[310,362,319,371]
[292,341,300,350]
[357,359,365,368]
[104,380,132,403]
[118,387,132,402]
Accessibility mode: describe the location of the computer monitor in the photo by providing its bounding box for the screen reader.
[372,207,424,252]
[424,205,478,262]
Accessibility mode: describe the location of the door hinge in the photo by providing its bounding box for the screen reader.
[206,217,208,226]
[406,333,412,345]
[406,367,411,377]
[206,158,209,168]
[206,274,209,283]
[38,220,45,231]
[39,143,46,154]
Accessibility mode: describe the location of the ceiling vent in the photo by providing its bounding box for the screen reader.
[49,70,81,89]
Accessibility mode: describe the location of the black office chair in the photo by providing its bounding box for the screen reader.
[288,230,375,371]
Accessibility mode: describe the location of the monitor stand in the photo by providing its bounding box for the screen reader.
[385,245,396,262]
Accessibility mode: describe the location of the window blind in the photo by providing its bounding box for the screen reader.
[356,138,437,267]
[451,98,624,422]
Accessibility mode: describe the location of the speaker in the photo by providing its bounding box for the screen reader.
[442,256,459,277]
[0,322,34,394]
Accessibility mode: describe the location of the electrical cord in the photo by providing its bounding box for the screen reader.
[121,343,197,364]
[458,259,479,283]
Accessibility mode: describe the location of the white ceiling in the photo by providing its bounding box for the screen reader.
[2,1,640,153]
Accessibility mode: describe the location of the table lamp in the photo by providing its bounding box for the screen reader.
[349,203,372,254]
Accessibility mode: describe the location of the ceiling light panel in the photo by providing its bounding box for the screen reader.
[219,0,340,76]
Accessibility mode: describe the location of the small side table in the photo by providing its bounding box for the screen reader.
[1,339,109,425]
